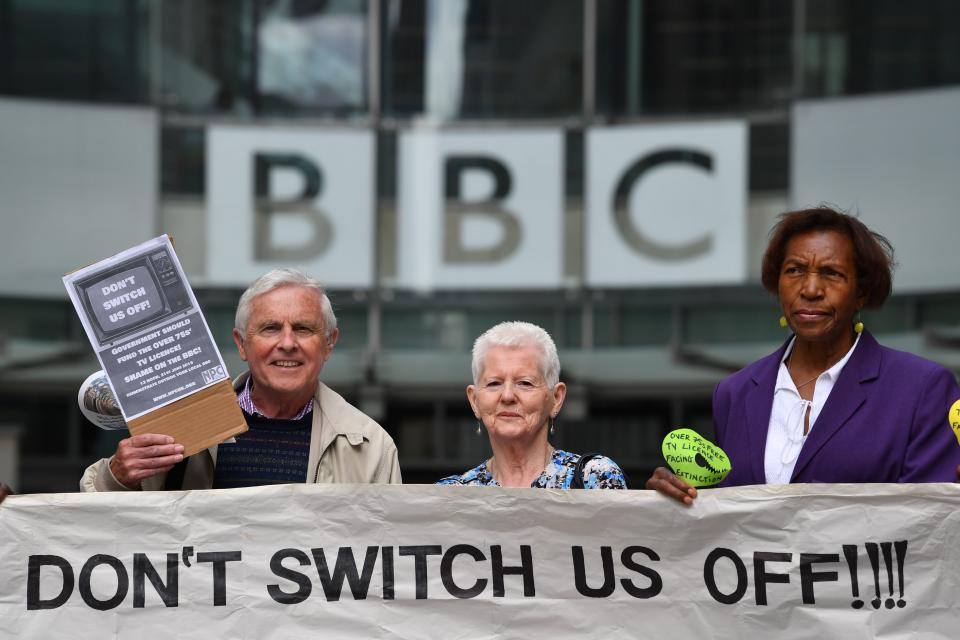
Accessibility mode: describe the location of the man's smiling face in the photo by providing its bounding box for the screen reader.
[233,285,337,412]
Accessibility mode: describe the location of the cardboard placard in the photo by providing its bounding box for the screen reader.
[64,235,246,455]
[128,378,243,456]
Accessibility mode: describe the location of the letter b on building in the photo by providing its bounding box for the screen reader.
[253,153,333,261]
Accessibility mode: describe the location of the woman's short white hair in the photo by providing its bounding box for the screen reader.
[234,268,337,337]
[471,321,561,387]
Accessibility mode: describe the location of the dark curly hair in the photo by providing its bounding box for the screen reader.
[761,206,895,309]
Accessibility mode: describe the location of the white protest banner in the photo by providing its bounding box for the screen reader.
[2,484,958,639]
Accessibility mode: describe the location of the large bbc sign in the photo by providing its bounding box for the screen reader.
[207,122,747,290]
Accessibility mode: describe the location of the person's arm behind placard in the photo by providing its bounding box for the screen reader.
[899,366,960,482]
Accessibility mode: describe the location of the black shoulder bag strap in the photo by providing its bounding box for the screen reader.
[570,453,601,489]
[570,453,629,489]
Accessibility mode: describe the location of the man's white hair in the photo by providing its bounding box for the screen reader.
[471,321,561,387]
[234,268,337,337]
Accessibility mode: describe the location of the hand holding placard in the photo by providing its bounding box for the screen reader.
[109,434,184,489]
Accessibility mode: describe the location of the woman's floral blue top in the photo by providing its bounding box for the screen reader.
[437,449,627,489]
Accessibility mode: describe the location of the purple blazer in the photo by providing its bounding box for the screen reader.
[714,331,960,485]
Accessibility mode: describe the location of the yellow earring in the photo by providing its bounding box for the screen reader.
[854,316,864,334]
[779,316,788,328]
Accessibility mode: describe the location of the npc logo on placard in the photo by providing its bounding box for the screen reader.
[202,365,226,385]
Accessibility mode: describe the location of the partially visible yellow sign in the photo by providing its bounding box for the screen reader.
[949,399,960,446]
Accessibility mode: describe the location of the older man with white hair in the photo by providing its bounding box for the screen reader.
[80,269,400,491]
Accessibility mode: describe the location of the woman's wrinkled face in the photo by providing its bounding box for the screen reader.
[467,345,566,444]
[778,229,865,347]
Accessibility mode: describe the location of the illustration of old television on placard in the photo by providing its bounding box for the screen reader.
[74,248,192,347]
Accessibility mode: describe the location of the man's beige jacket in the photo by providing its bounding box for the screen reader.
[80,374,401,491]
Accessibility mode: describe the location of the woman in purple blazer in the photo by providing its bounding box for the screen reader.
[648,207,960,504]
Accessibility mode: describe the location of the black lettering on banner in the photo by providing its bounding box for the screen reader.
[78,554,128,611]
[703,547,748,605]
[267,548,313,605]
[842,544,865,609]
[443,156,521,263]
[133,553,178,608]
[490,545,535,597]
[620,546,663,599]
[381,546,395,600]
[312,547,379,602]
[440,544,488,599]
[799,553,839,605]
[571,546,614,598]
[864,541,909,610]
[399,546,442,599]
[753,551,792,606]
[196,551,241,606]
[27,555,74,611]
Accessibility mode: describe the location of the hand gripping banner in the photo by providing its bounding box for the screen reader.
[1,484,959,639]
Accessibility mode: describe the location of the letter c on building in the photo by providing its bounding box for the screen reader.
[612,149,714,261]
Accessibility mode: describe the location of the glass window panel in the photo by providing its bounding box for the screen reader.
[593,305,672,346]
[0,0,149,103]
[568,398,673,476]
[3,394,70,455]
[803,0,960,98]
[383,0,583,118]
[682,398,715,442]
[382,306,561,350]
[0,299,75,340]
[920,297,960,328]
[465,309,556,347]
[201,305,239,355]
[161,0,368,116]
[860,298,910,336]
[161,126,205,196]
[159,0,256,113]
[332,306,368,348]
[85,426,126,459]
[749,121,788,192]
[684,305,784,344]
[256,0,368,115]
[593,306,618,347]
[563,308,582,348]
[382,309,444,348]
[596,0,793,115]
[620,307,672,346]
[389,398,488,482]
[394,404,436,460]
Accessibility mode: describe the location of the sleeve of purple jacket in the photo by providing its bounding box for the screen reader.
[899,365,960,482]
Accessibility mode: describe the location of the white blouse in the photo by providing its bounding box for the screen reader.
[764,333,861,485]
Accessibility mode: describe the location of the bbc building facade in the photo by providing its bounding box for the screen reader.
[1,1,959,490]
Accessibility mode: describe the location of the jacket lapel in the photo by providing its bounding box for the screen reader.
[791,331,881,480]
[743,340,790,484]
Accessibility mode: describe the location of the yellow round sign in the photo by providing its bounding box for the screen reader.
[949,399,960,446]
[661,428,731,487]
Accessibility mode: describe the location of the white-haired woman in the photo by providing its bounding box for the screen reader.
[438,322,627,489]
